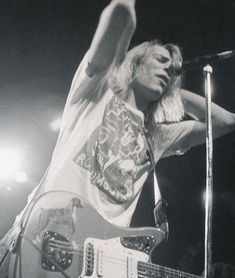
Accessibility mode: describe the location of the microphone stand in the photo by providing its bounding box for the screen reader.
[203,64,213,278]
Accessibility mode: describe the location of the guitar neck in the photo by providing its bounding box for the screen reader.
[138,261,201,278]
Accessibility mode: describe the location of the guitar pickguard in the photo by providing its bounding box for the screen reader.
[41,231,73,272]
[81,237,149,278]
[120,235,156,255]
[40,232,153,276]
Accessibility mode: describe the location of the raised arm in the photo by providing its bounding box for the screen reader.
[181,89,235,148]
[86,0,136,77]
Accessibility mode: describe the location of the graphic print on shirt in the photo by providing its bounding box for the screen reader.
[73,96,150,203]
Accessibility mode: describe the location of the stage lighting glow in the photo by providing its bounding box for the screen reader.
[50,117,61,132]
[0,148,21,179]
[14,171,28,183]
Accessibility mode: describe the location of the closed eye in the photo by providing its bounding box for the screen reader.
[153,54,171,64]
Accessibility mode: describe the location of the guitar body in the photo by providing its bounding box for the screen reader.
[10,191,166,278]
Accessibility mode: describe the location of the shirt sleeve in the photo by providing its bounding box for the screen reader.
[56,51,111,149]
[154,120,196,158]
[66,50,108,106]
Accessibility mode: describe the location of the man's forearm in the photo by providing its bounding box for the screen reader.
[87,0,136,74]
[181,88,235,133]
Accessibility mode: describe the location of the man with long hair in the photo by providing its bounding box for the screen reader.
[45,0,234,227]
[1,0,235,277]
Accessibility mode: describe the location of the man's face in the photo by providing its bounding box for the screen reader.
[133,45,172,102]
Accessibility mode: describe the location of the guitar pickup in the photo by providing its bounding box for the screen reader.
[83,242,95,276]
[96,249,104,277]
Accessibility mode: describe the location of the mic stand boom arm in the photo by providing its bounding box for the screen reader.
[203,64,213,278]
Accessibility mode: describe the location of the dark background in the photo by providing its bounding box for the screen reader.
[0,0,234,276]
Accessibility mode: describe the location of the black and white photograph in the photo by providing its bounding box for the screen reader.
[0,1,235,277]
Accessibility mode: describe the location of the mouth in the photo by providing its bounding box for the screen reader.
[159,78,167,87]
[156,75,168,87]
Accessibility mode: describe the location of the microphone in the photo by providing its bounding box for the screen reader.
[169,49,235,76]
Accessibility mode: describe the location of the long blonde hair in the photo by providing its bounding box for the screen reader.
[108,40,185,124]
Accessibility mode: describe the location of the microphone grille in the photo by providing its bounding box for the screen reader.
[168,60,182,76]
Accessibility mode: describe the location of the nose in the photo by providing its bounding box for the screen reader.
[160,60,172,76]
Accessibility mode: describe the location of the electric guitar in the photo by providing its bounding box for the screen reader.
[13,191,200,278]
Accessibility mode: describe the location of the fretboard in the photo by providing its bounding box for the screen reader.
[138,261,200,278]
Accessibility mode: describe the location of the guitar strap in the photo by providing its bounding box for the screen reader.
[144,127,169,237]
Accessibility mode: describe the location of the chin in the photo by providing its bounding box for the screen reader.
[154,87,163,98]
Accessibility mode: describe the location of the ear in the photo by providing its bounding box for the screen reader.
[131,56,143,79]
